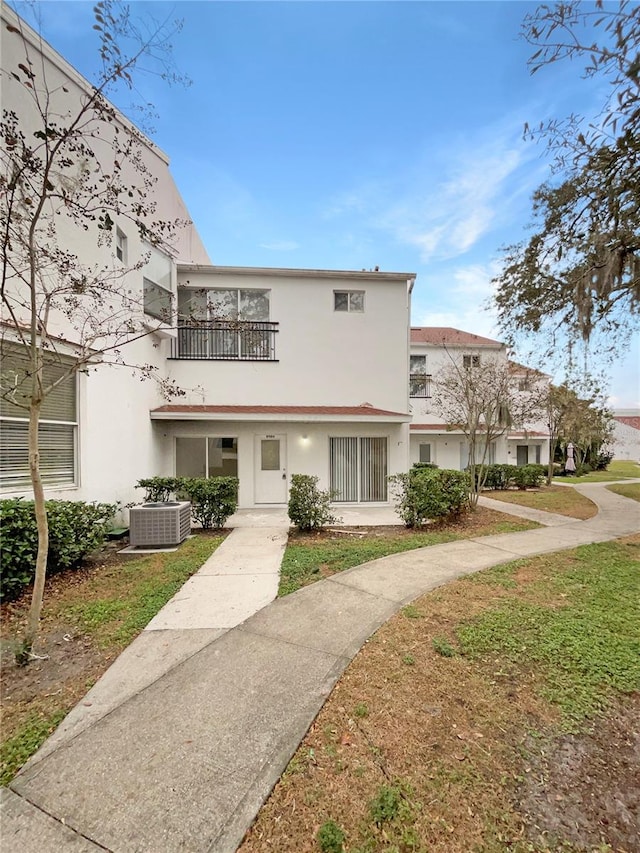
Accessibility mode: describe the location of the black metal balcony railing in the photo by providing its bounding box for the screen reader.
[409,373,432,398]
[171,321,279,361]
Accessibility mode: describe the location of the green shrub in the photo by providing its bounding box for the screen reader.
[317,820,345,853]
[389,468,469,528]
[512,464,545,490]
[412,461,439,470]
[575,462,593,477]
[595,450,614,471]
[180,477,238,529]
[0,498,116,600]
[136,477,182,502]
[288,474,340,531]
[470,463,515,490]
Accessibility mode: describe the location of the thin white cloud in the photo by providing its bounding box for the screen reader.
[385,143,525,262]
[321,114,541,265]
[259,240,300,252]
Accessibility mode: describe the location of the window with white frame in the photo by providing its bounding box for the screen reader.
[115,228,127,263]
[0,347,78,490]
[334,290,364,312]
[176,288,272,359]
[409,355,432,397]
[463,353,480,369]
[175,436,238,478]
[143,244,173,322]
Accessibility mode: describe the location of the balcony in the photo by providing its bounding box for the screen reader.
[170,321,279,361]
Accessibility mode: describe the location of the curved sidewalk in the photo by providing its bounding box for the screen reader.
[3,485,639,853]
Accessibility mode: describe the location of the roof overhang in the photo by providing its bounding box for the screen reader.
[177,264,416,285]
[151,405,411,424]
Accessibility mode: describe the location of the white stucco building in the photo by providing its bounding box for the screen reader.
[1,8,550,516]
[408,328,550,469]
[611,412,640,461]
[150,265,415,507]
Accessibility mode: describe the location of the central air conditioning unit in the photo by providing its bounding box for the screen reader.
[129,501,191,547]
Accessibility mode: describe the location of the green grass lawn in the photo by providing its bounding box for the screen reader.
[243,536,640,853]
[279,513,538,596]
[1,533,224,785]
[606,482,640,502]
[484,484,597,518]
[554,459,640,483]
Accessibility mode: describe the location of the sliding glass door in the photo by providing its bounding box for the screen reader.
[329,437,387,502]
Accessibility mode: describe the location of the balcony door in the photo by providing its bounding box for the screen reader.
[254,435,287,503]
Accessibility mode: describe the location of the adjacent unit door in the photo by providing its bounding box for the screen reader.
[255,435,287,503]
[516,445,529,466]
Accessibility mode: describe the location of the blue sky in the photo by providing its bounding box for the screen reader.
[11,1,639,407]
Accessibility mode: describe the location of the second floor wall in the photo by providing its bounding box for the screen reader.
[168,266,414,412]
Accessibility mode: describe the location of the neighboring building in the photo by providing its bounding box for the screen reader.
[611,411,640,461]
[1,5,210,509]
[408,328,549,469]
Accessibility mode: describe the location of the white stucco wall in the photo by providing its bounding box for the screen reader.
[170,268,412,414]
[611,417,640,461]
[1,8,210,510]
[154,419,409,507]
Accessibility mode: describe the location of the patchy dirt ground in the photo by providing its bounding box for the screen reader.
[288,505,531,545]
[1,530,226,749]
[485,485,598,519]
[0,544,134,742]
[520,694,640,852]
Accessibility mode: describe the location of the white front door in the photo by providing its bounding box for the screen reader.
[254,434,287,503]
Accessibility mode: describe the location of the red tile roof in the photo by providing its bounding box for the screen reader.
[507,360,549,377]
[615,416,640,431]
[410,327,503,347]
[410,423,462,431]
[410,423,547,437]
[151,404,408,418]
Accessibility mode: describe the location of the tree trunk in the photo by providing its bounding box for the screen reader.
[22,399,48,658]
[546,437,556,486]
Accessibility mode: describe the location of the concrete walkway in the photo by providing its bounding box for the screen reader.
[3,484,639,853]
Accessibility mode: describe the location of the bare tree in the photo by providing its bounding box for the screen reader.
[433,357,540,508]
[1,2,190,660]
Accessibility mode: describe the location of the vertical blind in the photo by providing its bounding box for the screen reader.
[330,437,387,502]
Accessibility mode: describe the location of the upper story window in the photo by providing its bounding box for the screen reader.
[409,354,432,397]
[175,287,276,360]
[179,288,270,322]
[143,244,173,322]
[1,345,78,490]
[115,228,127,263]
[463,353,480,369]
[334,290,364,312]
[144,278,173,321]
[518,375,531,391]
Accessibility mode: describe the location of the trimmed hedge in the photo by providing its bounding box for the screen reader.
[470,463,546,490]
[0,498,116,600]
[389,468,470,528]
[181,477,238,529]
[135,476,239,529]
[288,474,339,531]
